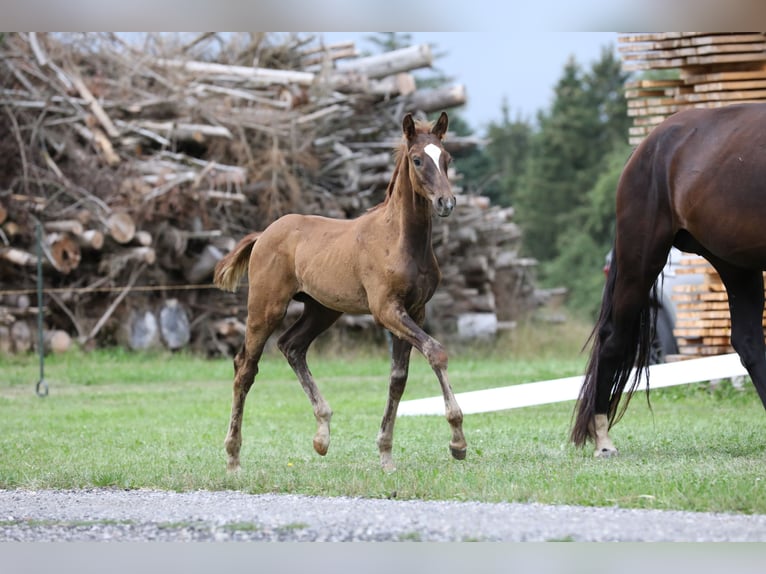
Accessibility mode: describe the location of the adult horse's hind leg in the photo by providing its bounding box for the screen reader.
[708,257,766,407]
[277,297,341,456]
[376,334,413,472]
[578,236,671,457]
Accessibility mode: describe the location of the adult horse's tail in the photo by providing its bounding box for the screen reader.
[213,232,261,292]
[570,246,656,447]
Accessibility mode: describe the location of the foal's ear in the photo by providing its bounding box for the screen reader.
[402,113,417,140]
[431,112,449,140]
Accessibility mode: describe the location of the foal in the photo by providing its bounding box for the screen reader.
[214,112,466,472]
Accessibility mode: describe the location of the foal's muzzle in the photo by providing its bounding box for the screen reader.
[435,196,455,217]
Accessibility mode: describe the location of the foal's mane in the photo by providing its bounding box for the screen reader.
[367,117,439,213]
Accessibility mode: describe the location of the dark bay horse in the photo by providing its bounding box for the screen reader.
[214,112,466,472]
[572,102,766,457]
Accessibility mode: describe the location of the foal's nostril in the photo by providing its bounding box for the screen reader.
[436,196,455,216]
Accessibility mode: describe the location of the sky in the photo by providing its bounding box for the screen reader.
[321,32,620,134]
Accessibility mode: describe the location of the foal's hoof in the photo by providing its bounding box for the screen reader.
[380,456,397,474]
[226,460,241,473]
[313,437,329,456]
[450,446,467,460]
[594,447,618,459]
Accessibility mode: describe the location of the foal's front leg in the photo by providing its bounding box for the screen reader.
[376,335,413,471]
[377,304,467,462]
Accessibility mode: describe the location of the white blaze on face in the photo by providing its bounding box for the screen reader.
[424,143,442,173]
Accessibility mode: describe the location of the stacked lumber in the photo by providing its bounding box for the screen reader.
[670,256,766,358]
[619,33,766,145]
[0,32,538,356]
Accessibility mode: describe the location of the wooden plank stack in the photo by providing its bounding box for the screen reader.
[619,33,766,145]
[619,33,766,359]
[671,256,766,358]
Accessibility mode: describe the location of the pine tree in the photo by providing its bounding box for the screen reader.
[515,56,596,263]
[514,47,629,291]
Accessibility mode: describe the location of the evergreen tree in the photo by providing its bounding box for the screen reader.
[515,56,597,263]
[454,99,532,203]
[363,32,413,52]
[546,142,631,317]
[480,99,533,205]
[514,46,629,292]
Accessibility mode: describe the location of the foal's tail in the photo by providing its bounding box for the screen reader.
[213,232,261,292]
[570,247,656,447]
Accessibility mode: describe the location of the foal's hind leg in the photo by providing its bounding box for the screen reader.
[376,334,413,472]
[277,298,341,457]
[376,303,467,461]
[225,306,286,472]
[708,258,766,407]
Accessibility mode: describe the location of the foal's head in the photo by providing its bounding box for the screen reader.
[401,112,455,217]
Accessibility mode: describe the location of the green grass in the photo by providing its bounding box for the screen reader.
[2,320,766,514]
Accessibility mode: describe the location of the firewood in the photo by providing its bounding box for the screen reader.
[77,229,105,250]
[106,212,136,244]
[121,309,160,351]
[214,317,246,338]
[10,320,32,353]
[133,120,233,142]
[154,58,315,86]
[131,230,153,247]
[69,71,120,138]
[0,247,36,267]
[46,232,81,274]
[184,244,224,284]
[407,84,468,114]
[159,298,190,350]
[44,220,84,235]
[337,44,433,79]
[0,326,11,354]
[2,221,22,240]
[99,247,156,276]
[6,293,32,311]
[43,329,72,354]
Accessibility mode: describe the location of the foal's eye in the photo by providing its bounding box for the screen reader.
[413,157,422,167]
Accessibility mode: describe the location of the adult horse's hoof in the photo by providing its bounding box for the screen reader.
[450,446,467,460]
[594,447,618,459]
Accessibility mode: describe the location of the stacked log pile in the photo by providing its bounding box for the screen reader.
[430,198,536,337]
[0,32,538,356]
[618,32,766,358]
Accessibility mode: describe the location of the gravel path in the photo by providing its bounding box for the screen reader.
[3,488,766,542]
